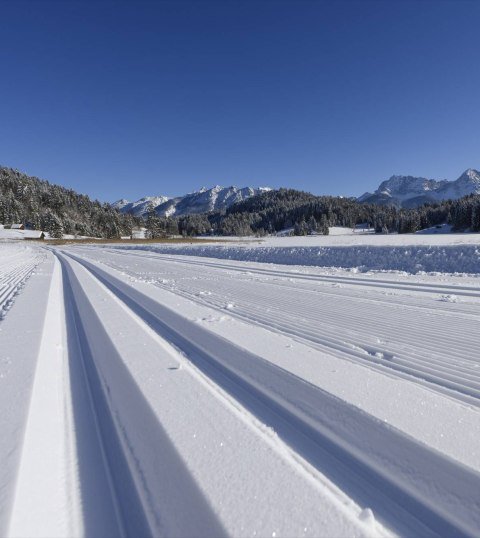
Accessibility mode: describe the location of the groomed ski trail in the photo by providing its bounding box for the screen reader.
[61,249,480,537]
[73,247,480,405]
[1,248,391,538]
[2,244,480,538]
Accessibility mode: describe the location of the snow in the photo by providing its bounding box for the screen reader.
[0,253,56,535]
[328,226,375,235]
[112,195,170,217]
[415,223,453,234]
[0,244,46,319]
[131,227,147,239]
[0,228,45,240]
[96,231,480,274]
[8,258,77,538]
[1,238,479,537]
[115,186,272,218]
[359,168,480,206]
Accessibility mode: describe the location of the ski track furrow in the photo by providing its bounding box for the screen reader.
[190,280,478,358]
[154,275,474,371]
[232,271,480,322]
[201,297,479,382]
[76,249,480,398]
[183,269,479,359]
[92,246,479,342]
[213,302,480,395]
[58,254,152,537]
[0,248,45,318]
[91,247,480,324]
[5,252,130,538]
[3,244,480,536]
[59,249,480,538]
[98,248,480,298]
[151,283,480,401]
[214,291,480,375]
[53,251,373,538]
[94,255,478,362]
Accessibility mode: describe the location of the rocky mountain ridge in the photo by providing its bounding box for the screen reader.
[358,169,480,208]
[114,185,271,218]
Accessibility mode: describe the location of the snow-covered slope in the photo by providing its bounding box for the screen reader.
[111,195,170,217]
[359,168,480,207]
[114,185,270,218]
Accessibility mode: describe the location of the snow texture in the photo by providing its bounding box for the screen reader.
[0,244,46,319]
[114,185,271,218]
[97,232,480,274]
[359,168,480,207]
[1,239,479,538]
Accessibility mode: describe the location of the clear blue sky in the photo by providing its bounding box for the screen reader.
[1,0,479,201]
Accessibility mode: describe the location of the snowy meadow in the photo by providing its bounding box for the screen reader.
[0,232,479,537]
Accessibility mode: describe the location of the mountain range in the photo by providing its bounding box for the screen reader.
[113,185,271,218]
[2,165,480,237]
[114,169,480,219]
[358,169,480,208]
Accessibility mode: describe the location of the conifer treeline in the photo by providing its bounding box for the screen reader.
[0,167,141,237]
[2,167,479,238]
[147,188,480,237]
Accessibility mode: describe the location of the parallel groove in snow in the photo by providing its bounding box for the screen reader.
[5,244,480,537]
[81,247,480,294]
[57,252,381,538]
[60,249,480,538]
[88,241,480,274]
[0,244,46,319]
[77,248,480,404]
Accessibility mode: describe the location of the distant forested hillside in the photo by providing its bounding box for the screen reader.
[2,166,479,239]
[147,188,480,237]
[0,167,140,237]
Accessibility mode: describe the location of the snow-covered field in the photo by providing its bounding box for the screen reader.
[0,244,46,319]
[101,229,480,274]
[1,237,480,537]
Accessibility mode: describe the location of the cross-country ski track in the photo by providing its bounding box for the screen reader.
[1,244,480,538]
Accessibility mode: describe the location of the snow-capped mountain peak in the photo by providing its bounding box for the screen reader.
[358,169,480,207]
[376,175,446,199]
[114,185,271,218]
[456,168,480,186]
[112,195,170,217]
[112,198,129,209]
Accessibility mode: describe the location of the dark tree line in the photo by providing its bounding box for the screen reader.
[0,167,142,238]
[144,211,179,238]
[147,188,480,237]
[3,167,479,239]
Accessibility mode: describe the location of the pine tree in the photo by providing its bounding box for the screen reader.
[294,218,308,236]
[471,204,480,232]
[44,211,64,238]
[307,215,318,234]
[320,214,329,235]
